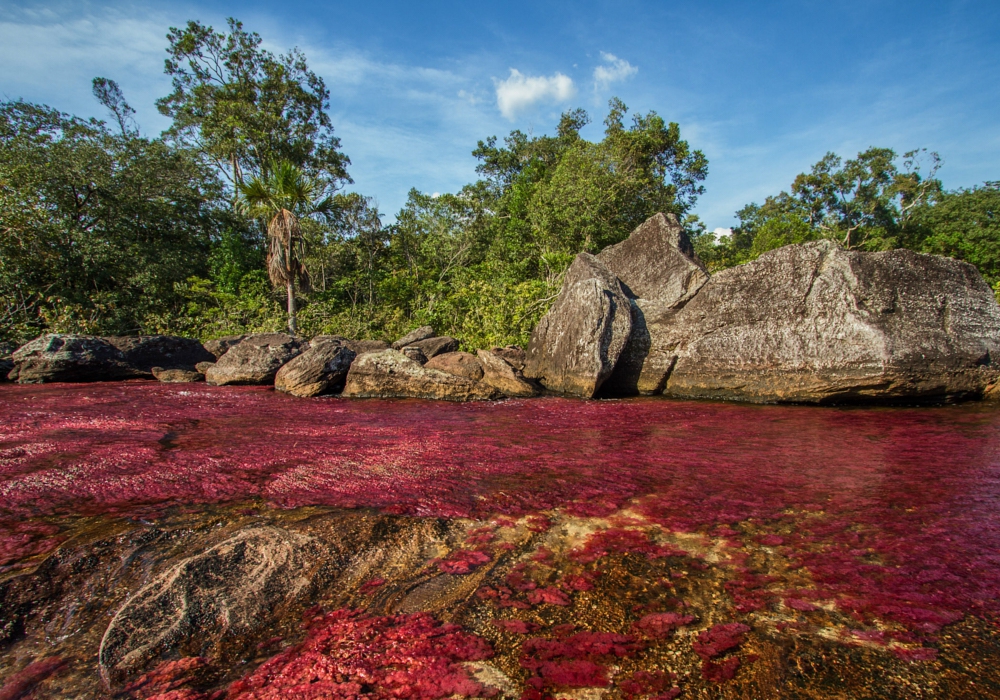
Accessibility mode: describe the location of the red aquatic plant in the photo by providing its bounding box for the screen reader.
[692,623,751,660]
[437,549,491,575]
[0,657,65,700]
[632,612,696,640]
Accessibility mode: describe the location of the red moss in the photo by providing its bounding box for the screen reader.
[692,623,751,660]
[701,656,741,683]
[569,529,686,564]
[618,670,679,699]
[632,613,696,640]
[492,619,540,634]
[226,609,493,700]
[520,632,639,692]
[526,587,571,606]
[0,657,65,700]
[437,549,491,575]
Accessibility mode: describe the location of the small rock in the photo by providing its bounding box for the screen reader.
[194,361,215,374]
[425,352,484,381]
[402,346,429,364]
[205,334,307,386]
[151,367,204,383]
[275,340,356,397]
[406,336,460,359]
[478,350,538,397]
[392,326,435,349]
[343,349,499,401]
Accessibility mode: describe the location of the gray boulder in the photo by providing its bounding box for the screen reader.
[203,335,246,359]
[654,240,1000,403]
[274,339,356,397]
[402,345,429,364]
[341,338,390,355]
[342,349,499,401]
[596,213,710,395]
[523,253,632,397]
[477,350,539,398]
[107,335,215,375]
[392,326,435,349]
[11,334,138,383]
[99,527,323,687]
[424,351,484,381]
[204,333,307,386]
[406,335,460,359]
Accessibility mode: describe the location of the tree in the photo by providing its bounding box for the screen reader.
[237,161,333,334]
[92,78,137,137]
[157,18,350,192]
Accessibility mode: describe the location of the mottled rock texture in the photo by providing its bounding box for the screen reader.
[340,338,390,355]
[343,349,498,401]
[151,367,204,383]
[524,254,632,397]
[106,336,215,375]
[392,326,435,349]
[406,335,460,359]
[596,213,710,396]
[99,527,323,686]
[11,334,139,383]
[194,361,215,374]
[203,335,246,359]
[655,241,1000,403]
[274,339,356,397]
[490,345,526,372]
[477,350,539,397]
[204,334,307,386]
[402,345,429,364]
[425,351,484,381]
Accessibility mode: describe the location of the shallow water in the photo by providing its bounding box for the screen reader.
[2,382,1000,698]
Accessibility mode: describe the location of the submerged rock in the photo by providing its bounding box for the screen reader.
[204,334,307,386]
[99,527,322,687]
[11,334,138,383]
[425,351,484,381]
[392,326,435,349]
[274,339,356,397]
[523,254,632,397]
[343,349,499,401]
[655,241,1000,403]
[477,350,538,398]
[151,367,204,383]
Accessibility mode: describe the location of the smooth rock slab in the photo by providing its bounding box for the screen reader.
[425,351,484,381]
[523,253,632,397]
[406,336,460,359]
[274,340,356,397]
[343,349,499,401]
[392,326,435,350]
[205,334,307,386]
[99,527,322,687]
[477,350,538,398]
[151,367,204,383]
[655,240,1000,403]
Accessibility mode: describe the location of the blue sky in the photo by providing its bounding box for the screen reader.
[2,0,998,231]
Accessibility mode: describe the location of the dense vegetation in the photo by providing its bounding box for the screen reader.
[1,18,997,350]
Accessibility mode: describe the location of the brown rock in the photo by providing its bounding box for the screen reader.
[523,253,632,397]
[204,334,307,386]
[274,340,356,397]
[106,336,215,375]
[391,326,435,349]
[402,345,429,364]
[203,335,246,359]
[595,213,710,396]
[194,361,215,374]
[477,350,539,398]
[151,367,204,383]
[424,351,484,381]
[490,345,526,371]
[11,334,137,383]
[342,349,499,401]
[406,336,459,359]
[655,240,1000,403]
[341,339,390,355]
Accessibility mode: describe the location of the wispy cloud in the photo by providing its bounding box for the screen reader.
[494,68,576,120]
[593,52,637,91]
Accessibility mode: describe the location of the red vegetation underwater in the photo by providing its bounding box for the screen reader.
[3,382,1000,692]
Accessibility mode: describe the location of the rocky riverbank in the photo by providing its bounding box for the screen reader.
[4,213,1000,404]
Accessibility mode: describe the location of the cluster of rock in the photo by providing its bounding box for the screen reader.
[523,213,1000,403]
[3,326,539,401]
[5,213,1000,404]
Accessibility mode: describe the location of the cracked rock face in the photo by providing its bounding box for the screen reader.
[342,349,499,401]
[655,240,1000,403]
[205,334,307,386]
[99,527,323,687]
[523,254,632,398]
[274,339,356,397]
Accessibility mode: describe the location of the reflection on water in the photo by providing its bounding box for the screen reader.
[1,382,1000,697]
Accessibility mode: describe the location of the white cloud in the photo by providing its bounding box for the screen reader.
[494,68,576,120]
[593,52,638,91]
[713,227,733,238]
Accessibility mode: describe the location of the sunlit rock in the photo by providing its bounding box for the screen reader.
[204,333,307,386]
[274,338,356,397]
[425,351,484,381]
[477,349,538,397]
[343,349,498,401]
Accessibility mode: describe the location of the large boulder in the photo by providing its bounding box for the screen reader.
[99,527,323,687]
[341,338,390,355]
[342,349,499,401]
[425,351,484,381]
[652,240,1000,403]
[392,326,435,349]
[596,213,710,395]
[477,350,539,398]
[406,336,460,359]
[274,339,356,397]
[203,335,246,359]
[204,333,307,386]
[11,334,138,383]
[523,254,632,397]
[107,335,215,375]
[0,342,14,382]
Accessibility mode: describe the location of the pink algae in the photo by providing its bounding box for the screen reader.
[520,632,639,693]
[632,612,697,639]
[437,549,491,574]
[0,657,65,700]
[692,623,751,660]
[3,384,1000,641]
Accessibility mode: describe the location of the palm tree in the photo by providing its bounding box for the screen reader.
[237,161,333,334]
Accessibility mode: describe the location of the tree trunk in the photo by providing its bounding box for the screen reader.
[287,278,297,335]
